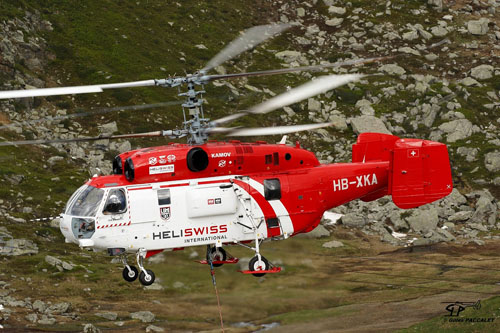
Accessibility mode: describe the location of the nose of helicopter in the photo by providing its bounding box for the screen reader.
[59,214,77,244]
[59,214,97,247]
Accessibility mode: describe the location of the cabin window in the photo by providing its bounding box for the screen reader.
[273,152,279,165]
[265,154,272,165]
[264,178,281,201]
[103,189,127,214]
[157,189,171,205]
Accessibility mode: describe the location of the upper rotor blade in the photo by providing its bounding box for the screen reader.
[0,130,173,147]
[213,74,363,125]
[201,23,291,73]
[226,122,333,137]
[0,101,182,130]
[205,56,389,81]
[0,79,156,100]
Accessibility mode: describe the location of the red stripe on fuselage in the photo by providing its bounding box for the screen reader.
[160,183,189,188]
[198,179,231,185]
[128,186,153,191]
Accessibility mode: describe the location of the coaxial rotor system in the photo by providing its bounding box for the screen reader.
[0,23,389,146]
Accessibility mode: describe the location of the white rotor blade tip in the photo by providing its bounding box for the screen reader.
[0,79,156,100]
[0,86,103,99]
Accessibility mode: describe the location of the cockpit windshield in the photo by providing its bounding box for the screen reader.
[65,185,104,217]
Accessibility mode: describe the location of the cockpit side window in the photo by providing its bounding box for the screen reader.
[103,189,127,214]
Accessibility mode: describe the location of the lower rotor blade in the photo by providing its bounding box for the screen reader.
[0,130,174,147]
[0,101,182,130]
[0,79,156,100]
[226,122,333,137]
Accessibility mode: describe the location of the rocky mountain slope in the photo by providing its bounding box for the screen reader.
[0,0,499,331]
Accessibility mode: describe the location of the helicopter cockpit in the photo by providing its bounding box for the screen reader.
[61,185,129,245]
[64,185,104,240]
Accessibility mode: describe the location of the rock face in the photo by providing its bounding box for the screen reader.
[469,191,498,226]
[96,312,118,321]
[341,213,367,228]
[146,325,165,333]
[274,50,307,64]
[0,11,53,85]
[470,65,494,80]
[46,302,71,315]
[484,151,500,172]
[379,64,406,75]
[295,224,330,239]
[350,115,391,134]
[130,311,155,323]
[328,6,346,15]
[325,18,344,27]
[0,239,38,256]
[438,119,474,142]
[467,18,489,35]
[322,240,344,248]
[428,0,443,11]
[45,255,74,271]
[406,208,439,234]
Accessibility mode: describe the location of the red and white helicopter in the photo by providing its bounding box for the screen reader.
[0,24,452,286]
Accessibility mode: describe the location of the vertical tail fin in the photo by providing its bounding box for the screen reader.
[352,133,453,208]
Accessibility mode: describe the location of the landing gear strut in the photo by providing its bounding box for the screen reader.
[249,255,270,277]
[236,236,281,276]
[136,249,155,286]
[119,251,156,285]
[121,255,138,282]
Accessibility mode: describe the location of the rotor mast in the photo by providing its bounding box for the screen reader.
[180,81,208,144]
[155,75,212,144]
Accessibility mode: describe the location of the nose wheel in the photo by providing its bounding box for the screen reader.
[139,269,155,286]
[122,265,139,282]
[120,250,156,286]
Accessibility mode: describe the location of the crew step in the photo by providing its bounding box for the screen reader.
[196,258,239,265]
[238,267,282,274]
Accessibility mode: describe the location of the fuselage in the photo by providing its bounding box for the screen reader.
[59,141,390,252]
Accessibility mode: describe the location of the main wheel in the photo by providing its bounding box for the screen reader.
[207,247,227,267]
[122,266,139,282]
[249,256,269,277]
[139,269,155,286]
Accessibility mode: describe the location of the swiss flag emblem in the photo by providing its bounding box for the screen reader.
[408,149,419,158]
[208,199,215,205]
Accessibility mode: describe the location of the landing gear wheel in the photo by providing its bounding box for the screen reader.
[122,266,138,282]
[207,247,227,267]
[139,269,155,286]
[249,256,269,277]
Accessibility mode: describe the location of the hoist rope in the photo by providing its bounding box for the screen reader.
[207,246,225,332]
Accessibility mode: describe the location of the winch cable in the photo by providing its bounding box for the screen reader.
[206,245,225,332]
